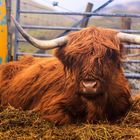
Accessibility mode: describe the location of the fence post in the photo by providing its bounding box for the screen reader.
[80,2,93,28]
[121,17,131,29]
[121,17,131,54]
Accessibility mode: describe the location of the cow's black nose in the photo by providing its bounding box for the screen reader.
[82,81,97,88]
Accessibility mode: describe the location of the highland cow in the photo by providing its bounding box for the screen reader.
[1,18,140,125]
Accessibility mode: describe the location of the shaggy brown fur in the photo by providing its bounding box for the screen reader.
[0,27,132,125]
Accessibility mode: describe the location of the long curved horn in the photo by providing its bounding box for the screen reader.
[12,16,68,50]
[117,32,140,44]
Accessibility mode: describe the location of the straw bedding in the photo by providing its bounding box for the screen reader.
[0,96,140,140]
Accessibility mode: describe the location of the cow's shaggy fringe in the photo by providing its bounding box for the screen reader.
[0,27,132,125]
[0,96,140,140]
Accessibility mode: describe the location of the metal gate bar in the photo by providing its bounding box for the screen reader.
[20,25,140,33]
[19,10,140,18]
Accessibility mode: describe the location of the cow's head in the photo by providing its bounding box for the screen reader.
[55,27,124,96]
[12,17,140,97]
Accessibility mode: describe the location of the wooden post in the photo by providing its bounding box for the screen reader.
[80,2,93,28]
[121,17,132,54]
[121,17,131,30]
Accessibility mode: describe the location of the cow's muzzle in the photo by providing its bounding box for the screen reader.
[80,80,101,95]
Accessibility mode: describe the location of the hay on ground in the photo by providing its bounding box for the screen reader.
[0,99,140,140]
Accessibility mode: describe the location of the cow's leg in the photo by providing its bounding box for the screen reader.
[36,94,87,125]
[43,111,71,125]
[35,95,72,125]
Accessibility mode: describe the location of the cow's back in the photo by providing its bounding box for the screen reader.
[0,56,64,109]
[0,56,37,81]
